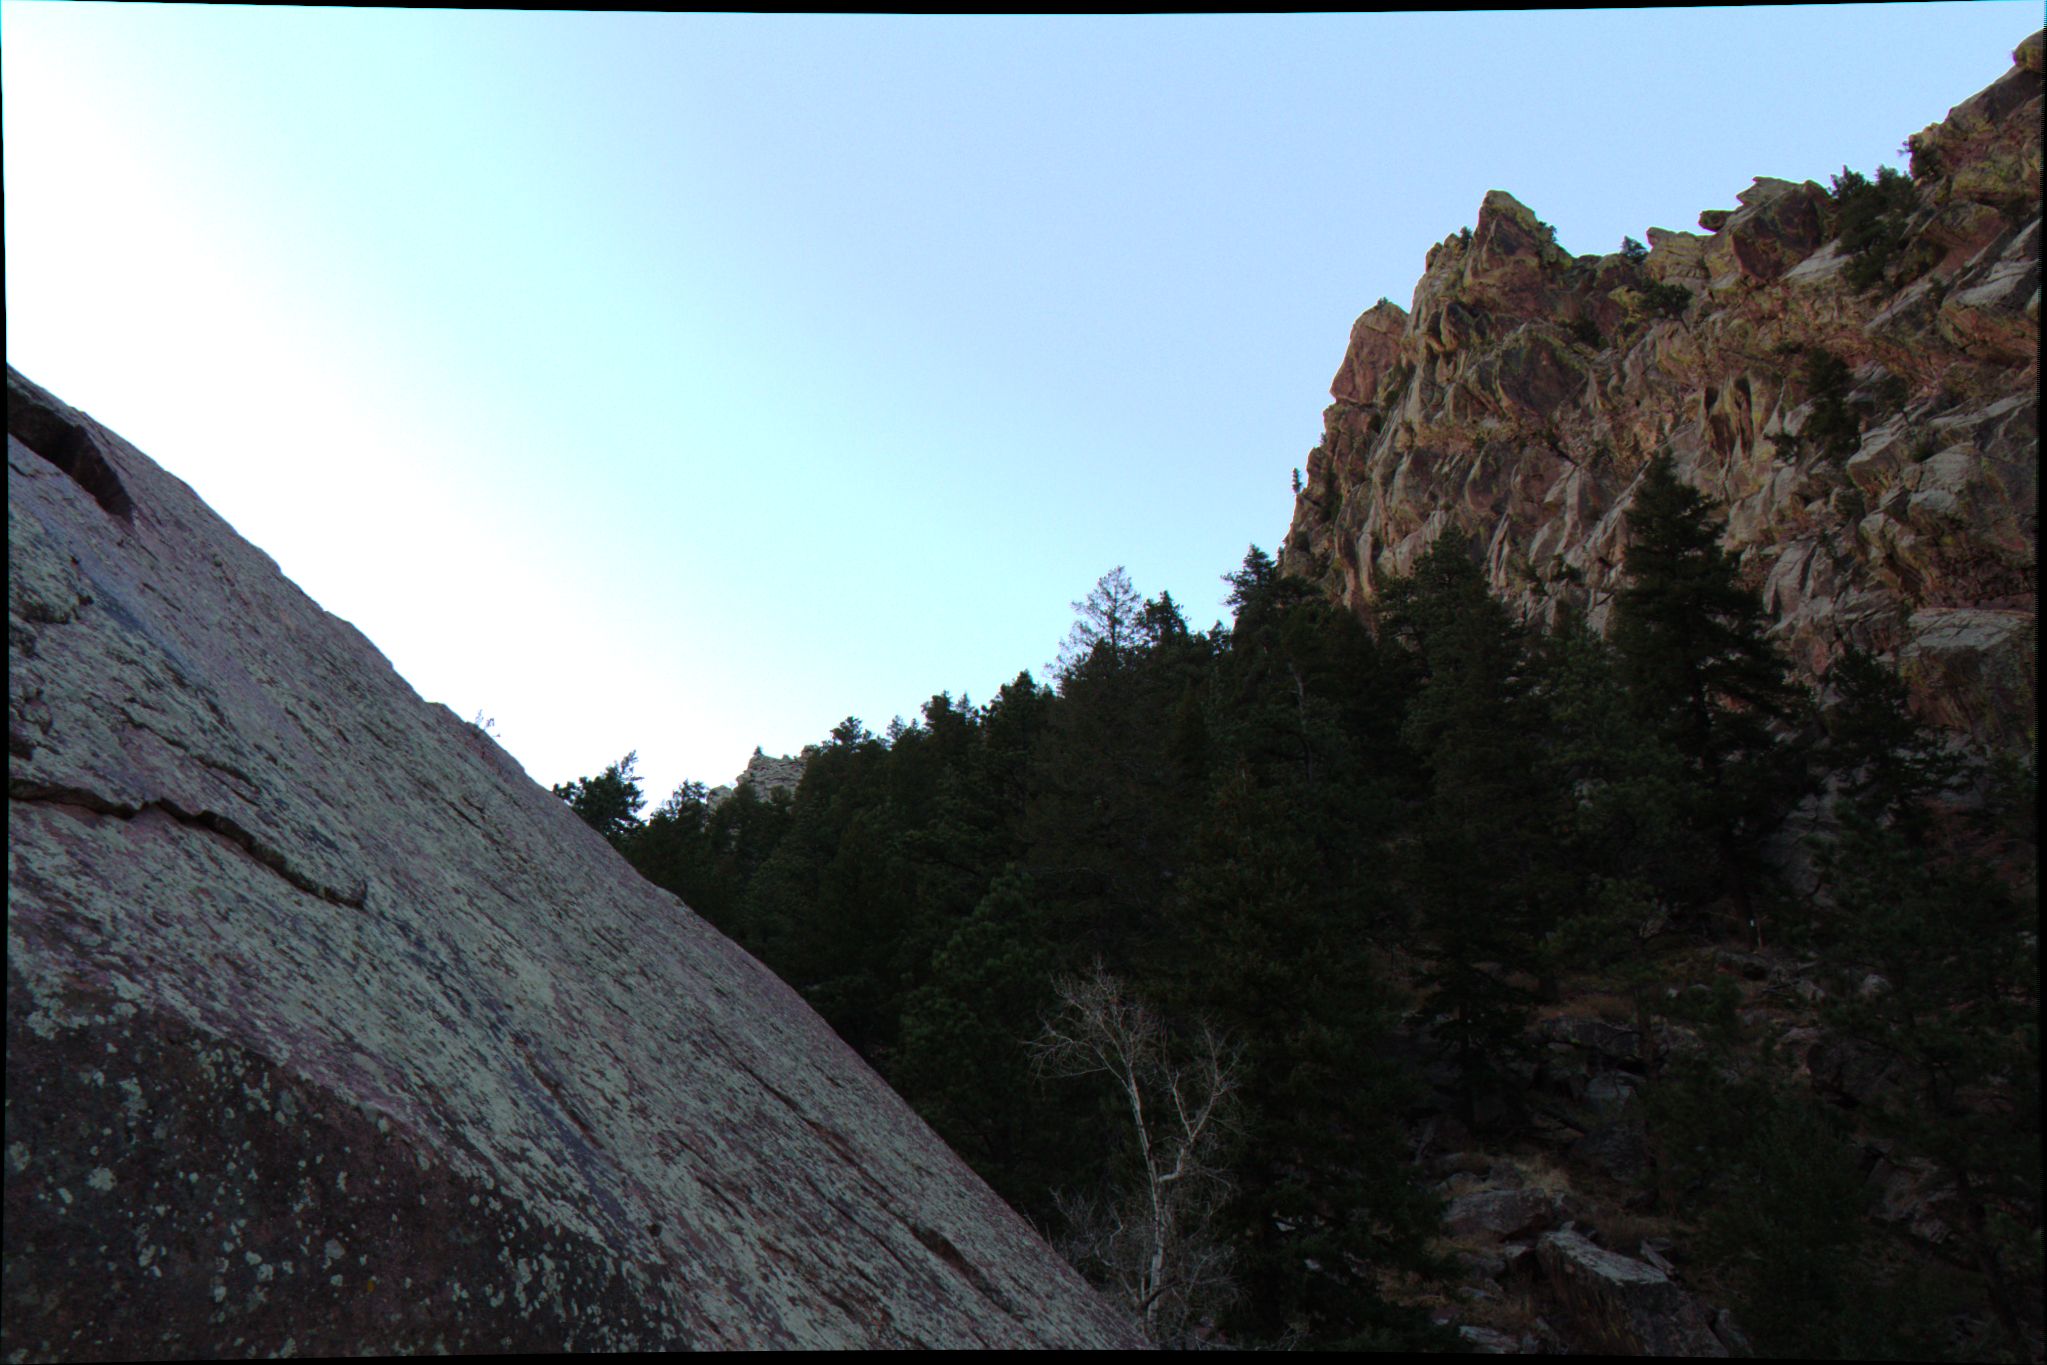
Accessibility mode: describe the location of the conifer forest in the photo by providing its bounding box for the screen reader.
[556,455,2041,1354]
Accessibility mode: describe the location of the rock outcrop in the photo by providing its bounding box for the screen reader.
[1281,31,2040,749]
[4,366,1143,1355]
[708,747,807,809]
[1535,1229,1731,1356]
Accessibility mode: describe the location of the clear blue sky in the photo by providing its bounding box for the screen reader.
[6,4,2037,805]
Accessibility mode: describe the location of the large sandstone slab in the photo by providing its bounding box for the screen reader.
[4,366,1143,1355]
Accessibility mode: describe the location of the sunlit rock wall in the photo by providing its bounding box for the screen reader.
[1282,31,2040,748]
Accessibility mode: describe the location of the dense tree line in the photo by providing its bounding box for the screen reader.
[556,455,2038,1355]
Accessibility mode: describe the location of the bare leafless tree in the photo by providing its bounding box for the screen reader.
[1029,963,1242,1347]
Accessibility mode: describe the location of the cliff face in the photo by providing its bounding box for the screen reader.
[4,366,1142,1354]
[1281,32,2040,748]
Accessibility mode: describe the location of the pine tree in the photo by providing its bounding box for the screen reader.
[1611,454,1811,942]
[1810,657,2041,1355]
[1161,555,1445,1347]
[1168,772,1445,1348]
[1029,574,1214,978]
[1380,536,1567,1128]
[1646,1014,1955,1359]
[892,871,1069,1223]
[551,751,647,850]
[1054,565,1146,680]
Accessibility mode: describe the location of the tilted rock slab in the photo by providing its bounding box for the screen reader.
[1281,31,2040,749]
[1535,1229,1729,1357]
[4,365,1144,1356]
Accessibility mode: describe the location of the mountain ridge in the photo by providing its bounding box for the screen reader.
[1279,29,2040,750]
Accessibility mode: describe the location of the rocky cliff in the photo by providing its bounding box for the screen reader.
[4,366,1143,1354]
[1281,31,2040,748]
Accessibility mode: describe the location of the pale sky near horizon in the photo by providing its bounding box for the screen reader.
[5,4,2038,806]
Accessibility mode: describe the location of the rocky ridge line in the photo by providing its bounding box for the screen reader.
[1280,31,2040,749]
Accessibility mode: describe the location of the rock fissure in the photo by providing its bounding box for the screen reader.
[8,778,369,909]
[6,373,135,523]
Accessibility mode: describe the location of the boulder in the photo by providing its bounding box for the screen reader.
[1535,1229,1728,1356]
[1443,1188,1557,1240]
[1807,1033,1902,1108]
[1898,608,2036,746]
[4,367,1143,1354]
[1702,177,1829,288]
[1464,190,1577,320]
[1938,217,2041,362]
[1457,1323,1525,1353]
[1537,1015,1642,1062]
[707,747,807,808]
[1868,1156,1957,1245]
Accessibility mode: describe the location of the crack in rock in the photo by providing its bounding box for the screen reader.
[6,372,135,522]
[8,779,368,909]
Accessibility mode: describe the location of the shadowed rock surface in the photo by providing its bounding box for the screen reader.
[1535,1230,1728,1356]
[1281,32,2040,750]
[4,365,1144,1355]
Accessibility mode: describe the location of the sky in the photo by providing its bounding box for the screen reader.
[5,4,2038,806]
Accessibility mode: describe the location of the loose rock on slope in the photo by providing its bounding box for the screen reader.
[3,366,1144,1355]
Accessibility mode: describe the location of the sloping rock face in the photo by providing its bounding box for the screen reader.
[4,366,1143,1355]
[1280,32,2041,749]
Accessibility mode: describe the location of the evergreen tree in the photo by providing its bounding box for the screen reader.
[742,719,906,1057]
[1531,617,1697,959]
[1645,1001,1957,1360]
[1054,565,1146,680]
[630,779,721,917]
[1029,573,1214,978]
[1169,772,1444,1349]
[551,750,647,850]
[1161,552,1444,1348]
[1611,454,1811,942]
[1816,646,1963,837]
[892,871,1071,1223]
[1810,658,2042,1355]
[1380,536,1567,1128]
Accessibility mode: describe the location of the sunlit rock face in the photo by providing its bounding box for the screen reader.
[1281,31,2040,749]
[4,365,1143,1355]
